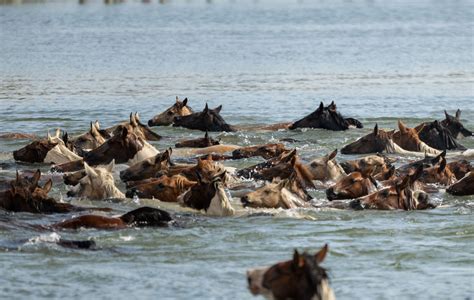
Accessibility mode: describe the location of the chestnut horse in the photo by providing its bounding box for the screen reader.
[119,149,172,182]
[125,175,196,201]
[175,131,220,148]
[247,244,335,300]
[392,120,441,155]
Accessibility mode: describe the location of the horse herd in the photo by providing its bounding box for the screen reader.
[1,97,473,299]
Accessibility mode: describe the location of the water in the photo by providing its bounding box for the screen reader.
[1,0,473,299]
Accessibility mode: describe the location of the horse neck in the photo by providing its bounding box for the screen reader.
[44,144,81,164]
[128,141,159,165]
[418,141,441,156]
[327,161,346,181]
[207,185,234,216]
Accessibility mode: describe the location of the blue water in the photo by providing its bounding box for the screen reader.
[0,0,473,299]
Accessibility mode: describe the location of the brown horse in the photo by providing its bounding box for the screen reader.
[289,101,363,131]
[418,157,457,186]
[447,160,472,180]
[340,154,395,179]
[247,244,335,300]
[349,167,436,210]
[148,96,193,126]
[84,126,159,166]
[447,172,474,196]
[53,206,173,230]
[68,121,110,154]
[162,155,230,185]
[241,172,311,209]
[231,143,289,160]
[119,149,172,182]
[326,170,378,201]
[341,124,399,154]
[108,113,162,141]
[125,175,196,201]
[173,103,236,132]
[179,171,234,216]
[13,129,81,164]
[392,120,441,155]
[1,170,107,214]
[175,131,220,148]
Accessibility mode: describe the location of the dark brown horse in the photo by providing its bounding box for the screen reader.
[148,96,194,126]
[246,244,335,300]
[415,120,466,151]
[84,126,158,166]
[179,171,234,216]
[175,131,220,148]
[440,109,472,138]
[289,101,363,131]
[447,160,472,180]
[447,172,474,196]
[53,206,173,230]
[68,121,111,154]
[173,103,236,132]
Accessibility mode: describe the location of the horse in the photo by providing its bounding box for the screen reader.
[440,109,472,138]
[341,124,419,155]
[175,131,220,148]
[13,129,81,165]
[66,161,124,200]
[447,172,474,196]
[125,175,196,201]
[173,103,236,132]
[231,143,289,160]
[67,121,110,154]
[289,101,363,131]
[340,154,396,179]
[119,149,172,182]
[349,167,436,210]
[1,170,109,214]
[178,171,235,216]
[418,156,457,186]
[447,160,472,180]
[53,206,173,230]
[326,170,378,201]
[83,125,159,166]
[107,112,162,141]
[148,96,193,126]
[246,244,335,300]
[241,172,311,209]
[392,120,441,155]
[306,149,346,182]
[415,120,466,151]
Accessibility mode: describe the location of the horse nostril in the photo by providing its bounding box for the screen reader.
[66,190,74,197]
[350,199,364,210]
[326,188,336,201]
[241,196,249,206]
[148,120,153,127]
[247,276,252,285]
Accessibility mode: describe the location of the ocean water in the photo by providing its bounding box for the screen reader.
[0,0,473,299]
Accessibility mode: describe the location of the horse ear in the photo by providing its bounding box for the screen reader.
[204,131,209,139]
[91,121,100,137]
[373,123,379,136]
[416,123,425,135]
[328,149,337,161]
[398,120,407,132]
[204,103,209,113]
[16,170,20,182]
[410,165,424,183]
[182,98,188,106]
[62,132,69,144]
[213,105,222,114]
[438,158,446,173]
[134,112,140,122]
[55,128,61,139]
[290,155,297,167]
[315,244,328,264]
[47,130,53,142]
[318,102,324,110]
[32,169,41,186]
[455,109,461,120]
[84,162,98,178]
[95,120,100,130]
[43,179,53,194]
[197,157,204,169]
[106,159,115,173]
[176,96,179,103]
[195,171,203,184]
[292,250,304,268]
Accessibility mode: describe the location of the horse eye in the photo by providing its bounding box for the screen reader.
[167,111,174,115]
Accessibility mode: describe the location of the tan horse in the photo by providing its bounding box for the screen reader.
[67,161,125,200]
[148,96,193,126]
[307,149,346,182]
